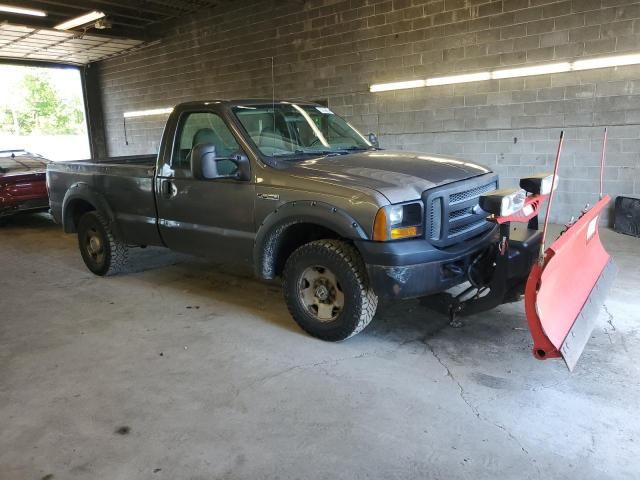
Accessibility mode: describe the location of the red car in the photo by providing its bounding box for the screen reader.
[0,150,49,221]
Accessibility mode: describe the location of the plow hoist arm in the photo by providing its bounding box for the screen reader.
[425,130,616,371]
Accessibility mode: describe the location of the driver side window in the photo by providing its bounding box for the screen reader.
[173,112,241,175]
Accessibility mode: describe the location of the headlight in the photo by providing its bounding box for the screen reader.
[388,205,404,224]
[479,188,527,217]
[373,202,423,241]
[520,173,558,195]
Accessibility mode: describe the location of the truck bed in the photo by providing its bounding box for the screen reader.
[47,154,162,247]
[51,154,157,175]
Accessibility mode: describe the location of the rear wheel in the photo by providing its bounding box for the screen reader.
[283,239,378,341]
[77,211,128,276]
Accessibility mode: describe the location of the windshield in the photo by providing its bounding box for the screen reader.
[232,103,372,158]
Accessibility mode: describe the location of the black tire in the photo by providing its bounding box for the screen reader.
[283,239,378,341]
[77,211,128,276]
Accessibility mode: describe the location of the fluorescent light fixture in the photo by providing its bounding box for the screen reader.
[426,72,491,86]
[572,53,640,71]
[123,107,173,118]
[370,52,640,93]
[492,62,570,79]
[55,10,105,30]
[370,80,426,92]
[0,3,46,16]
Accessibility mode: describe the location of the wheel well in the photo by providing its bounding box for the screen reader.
[64,199,95,233]
[267,223,342,279]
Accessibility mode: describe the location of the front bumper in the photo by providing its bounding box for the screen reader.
[355,225,499,299]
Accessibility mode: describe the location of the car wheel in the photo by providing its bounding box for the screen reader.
[283,239,378,341]
[77,211,128,276]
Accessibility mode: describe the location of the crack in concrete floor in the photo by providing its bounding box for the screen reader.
[240,331,542,472]
[602,303,618,345]
[420,338,543,476]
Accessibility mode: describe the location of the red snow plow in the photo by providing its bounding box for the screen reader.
[525,194,616,370]
[427,130,616,371]
[524,129,616,370]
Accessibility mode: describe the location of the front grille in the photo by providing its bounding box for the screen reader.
[449,219,488,237]
[429,197,442,240]
[449,207,473,220]
[450,182,497,204]
[424,175,498,248]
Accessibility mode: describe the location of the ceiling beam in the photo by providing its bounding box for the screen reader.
[88,0,177,17]
[28,0,180,19]
[142,0,218,14]
[23,0,166,23]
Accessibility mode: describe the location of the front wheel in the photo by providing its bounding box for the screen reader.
[77,211,128,276]
[283,239,378,341]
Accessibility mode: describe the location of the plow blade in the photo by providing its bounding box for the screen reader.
[525,196,617,371]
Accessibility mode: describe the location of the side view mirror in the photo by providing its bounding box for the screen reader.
[232,153,251,181]
[368,132,379,148]
[191,143,250,181]
[191,143,218,179]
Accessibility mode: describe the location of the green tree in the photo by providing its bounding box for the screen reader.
[23,72,58,119]
[0,68,86,135]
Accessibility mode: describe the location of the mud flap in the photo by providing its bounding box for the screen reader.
[525,196,616,370]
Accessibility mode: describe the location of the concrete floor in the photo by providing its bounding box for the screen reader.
[1,213,639,480]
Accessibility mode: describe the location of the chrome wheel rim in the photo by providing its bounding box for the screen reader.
[298,265,345,322]
[84,227,105,265]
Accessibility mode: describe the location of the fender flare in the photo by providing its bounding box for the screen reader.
[254,200,370,279]
[61,182,119,236]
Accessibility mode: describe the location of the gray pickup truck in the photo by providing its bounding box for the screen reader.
[48,100,545,341]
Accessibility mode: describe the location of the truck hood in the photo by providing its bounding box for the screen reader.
[287,150,491,203]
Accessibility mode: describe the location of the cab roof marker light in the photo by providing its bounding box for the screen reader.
[369,80,426,92]
[491,62,570,79]
[123,107,173,118]
[426,72,491,86]
[0,4,46,16]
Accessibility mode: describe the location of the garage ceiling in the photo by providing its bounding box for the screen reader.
[0,23,145,64]
[0,0,221,65]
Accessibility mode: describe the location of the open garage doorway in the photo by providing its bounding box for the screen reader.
[0,63,90,161]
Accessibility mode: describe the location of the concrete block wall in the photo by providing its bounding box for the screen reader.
[96,0,640,222]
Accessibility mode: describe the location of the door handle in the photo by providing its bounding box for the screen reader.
[160,179,178,197]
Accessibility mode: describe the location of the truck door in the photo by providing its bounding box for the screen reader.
[155,110,255,265]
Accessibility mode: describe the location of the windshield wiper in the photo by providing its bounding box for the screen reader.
[273,149,343,158]
[342,146,375,151]
[272,147,374,159]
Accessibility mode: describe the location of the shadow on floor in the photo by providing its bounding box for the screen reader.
[0,211,58,229]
